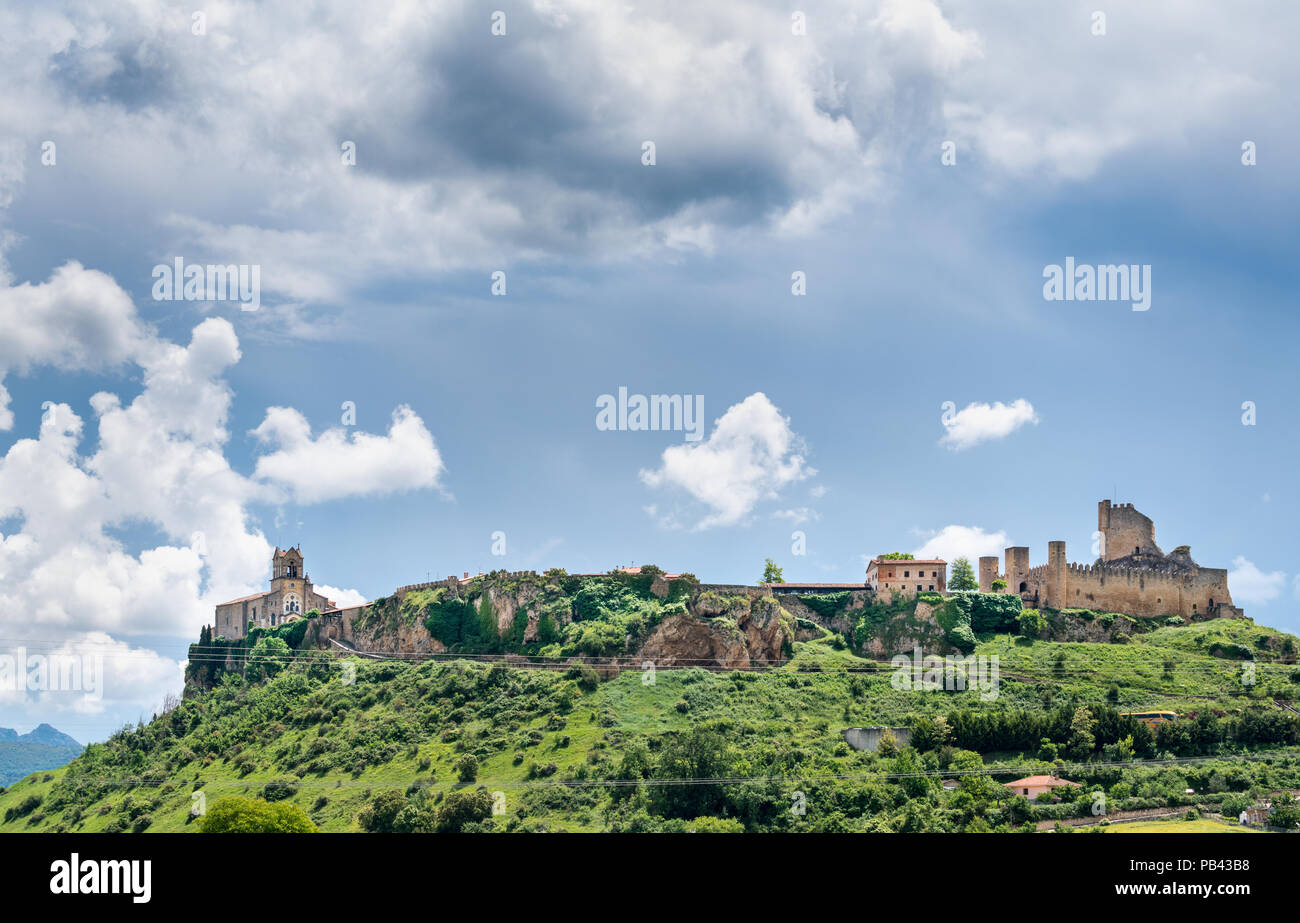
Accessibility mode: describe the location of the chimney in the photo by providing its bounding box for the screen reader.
[464,571,469,579]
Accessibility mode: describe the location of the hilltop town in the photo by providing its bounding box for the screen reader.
[208,499,1243,647]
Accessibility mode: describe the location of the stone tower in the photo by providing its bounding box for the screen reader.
[1046,541,1067,608]
[978,556,1000,593]
[1004,546,1030,595]
[1098,500,1162,561]
[271,546,306,614]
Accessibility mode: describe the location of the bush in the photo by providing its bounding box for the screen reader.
[198,797,317,833]
[1018,608,1047,638]
[358,790,407,832]
[436,787,494,832]
[4,795,42,823]
[455,754,479,783]
[261,777,299,802]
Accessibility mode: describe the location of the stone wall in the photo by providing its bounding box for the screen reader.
[1024,558,1236,619]
[1099,500,1162,560]
[843,726,913,752]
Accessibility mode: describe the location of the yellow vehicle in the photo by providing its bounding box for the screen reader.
[1120,710,1178,730]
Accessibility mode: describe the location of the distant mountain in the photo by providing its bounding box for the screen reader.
[0,725,83,787]
[15,724,80,748]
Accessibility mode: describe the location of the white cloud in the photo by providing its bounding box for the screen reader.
[0,260,154,429]
[912,525,1009,563]
[1229,557,1285,605]
[0,633,184,720]
[314,584,368,608]
[0,264,447,727]
[640,392,813,530]
[940,399,1038,451]
[773,507,820,525]
[250,405,445,504]
[941,1,1268,181]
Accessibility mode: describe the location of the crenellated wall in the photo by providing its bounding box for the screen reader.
[1021,551,1237,618]
[996,501,1242,620]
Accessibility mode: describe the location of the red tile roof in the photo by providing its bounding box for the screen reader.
[214,591,267,607]
[1006,775,1080,788]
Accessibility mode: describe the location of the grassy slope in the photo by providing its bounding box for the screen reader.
[2,621,1297,833]
[1104,818,1259,833]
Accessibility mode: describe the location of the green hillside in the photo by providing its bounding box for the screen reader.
[0,724,83,787]
[3,615,1300,833]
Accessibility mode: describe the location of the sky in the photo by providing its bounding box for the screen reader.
[0,0,1296,742]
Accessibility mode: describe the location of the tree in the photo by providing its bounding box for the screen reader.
[358,790,407,832]
[649,725,733,819]
[246,636,291,679]
[1221,793,1252,818]
[1270,794,1300,829]
[455,754,479,783]
[1017,608,1047,639]
[879,552,915,561]
[949,558,977,591]
[761,558,785,584]
[198,796,316,833]
[991,578,1007,591]
[1067,706,1097,759]
[436,787,494,832]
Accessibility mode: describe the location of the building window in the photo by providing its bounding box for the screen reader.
[904,570,910,577]
[928,585,934,591]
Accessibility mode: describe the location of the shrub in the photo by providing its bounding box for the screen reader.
[435,787,494,833]
[1018,608,1046,638]
[455,754,479,783]
[4,795,42,823]
[198,797,317,833]
[261,777,299,802]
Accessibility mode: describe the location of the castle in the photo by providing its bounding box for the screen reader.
[213,546,335,640]
[977,500,1242,620]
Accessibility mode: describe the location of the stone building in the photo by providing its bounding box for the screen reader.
[983,501,1242,620]
[865,557,947,597]
[213,546,335,640]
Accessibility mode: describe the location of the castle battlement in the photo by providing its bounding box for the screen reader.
[992,501,1240,620]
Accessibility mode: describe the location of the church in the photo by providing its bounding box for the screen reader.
[213,546,335,640]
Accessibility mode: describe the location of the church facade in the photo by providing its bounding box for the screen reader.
[213,546,335,640]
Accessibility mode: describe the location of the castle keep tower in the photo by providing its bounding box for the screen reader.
[1098,500,1162,561]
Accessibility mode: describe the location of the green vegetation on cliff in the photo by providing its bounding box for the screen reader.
[7,613,1300,833]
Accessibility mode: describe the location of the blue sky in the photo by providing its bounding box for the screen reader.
[0,0,1295,742]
